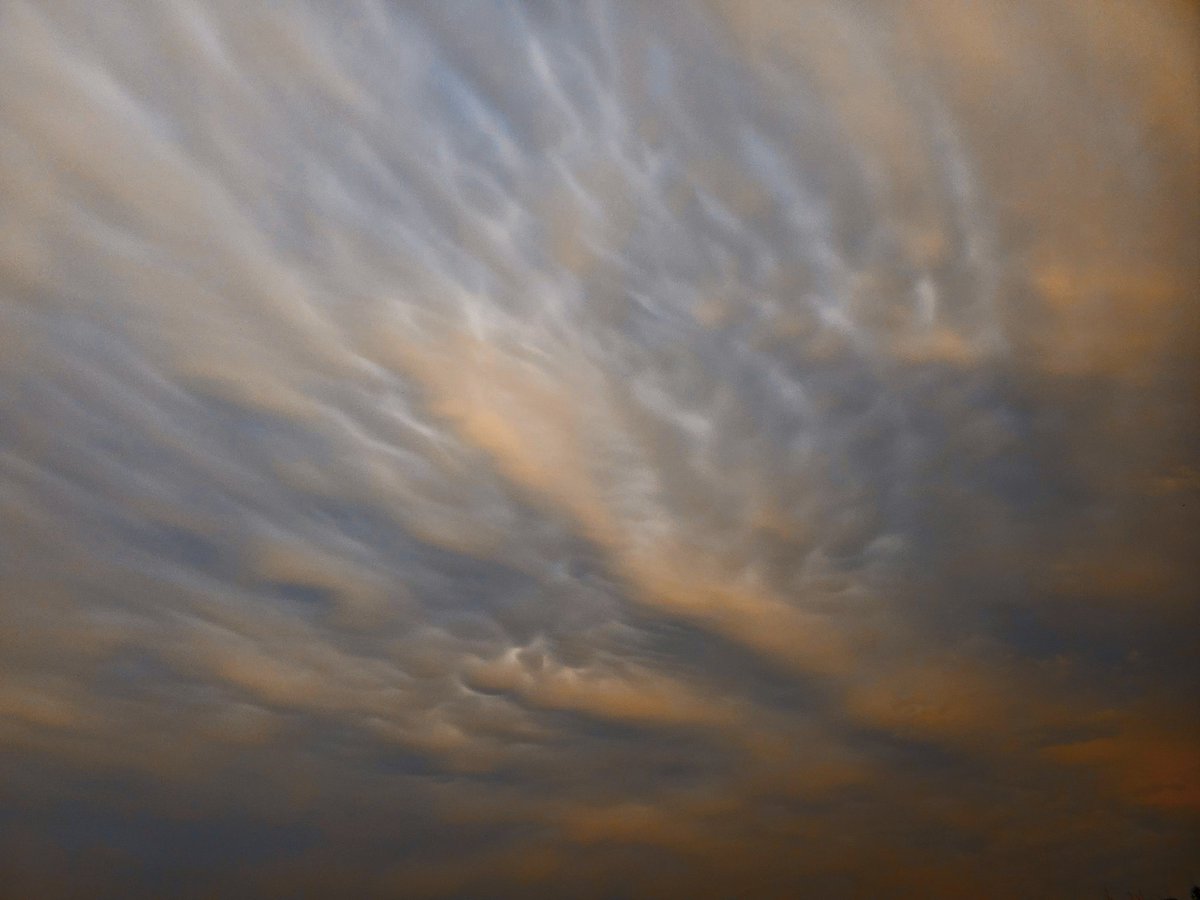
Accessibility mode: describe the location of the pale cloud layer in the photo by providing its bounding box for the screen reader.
[1,1,1197,897]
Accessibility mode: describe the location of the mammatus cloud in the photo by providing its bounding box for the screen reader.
[1,1,1197,897]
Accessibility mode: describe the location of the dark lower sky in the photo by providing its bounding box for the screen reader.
[1,1,1197,897]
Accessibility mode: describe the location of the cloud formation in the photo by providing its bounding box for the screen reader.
[1,1,1197,896]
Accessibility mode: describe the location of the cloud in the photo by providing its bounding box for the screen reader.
[0,0,1196,897]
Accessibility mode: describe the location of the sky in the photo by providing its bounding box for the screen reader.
[0,1,1197,897]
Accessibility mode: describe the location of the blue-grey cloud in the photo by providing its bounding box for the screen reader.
[1,1,1197,897]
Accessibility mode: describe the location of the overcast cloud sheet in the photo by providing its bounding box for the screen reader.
[1,1,1198,897]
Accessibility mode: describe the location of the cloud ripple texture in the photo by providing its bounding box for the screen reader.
[0,1,1197,897]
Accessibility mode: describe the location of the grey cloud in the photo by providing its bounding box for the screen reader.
[1,0,1197,897]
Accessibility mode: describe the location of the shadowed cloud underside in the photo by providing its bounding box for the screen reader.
[0,1,1197,897]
